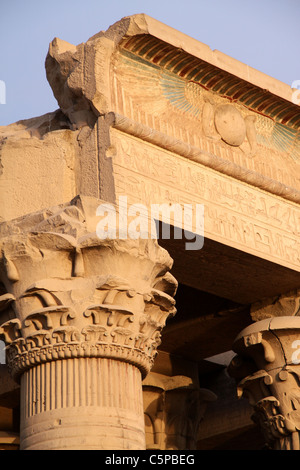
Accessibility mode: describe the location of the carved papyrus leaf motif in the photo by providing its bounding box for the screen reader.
[52,326,80,344]
[2,255,19,282]
[149,289,176,312]
[110,328,133,345]
[24,306,74,331]
[0,293,15,312]
[81,325,107,342]
[253,397,291,435]
[21,288,61,307]
[29,232,85,278]
[95,275,134,304]
[84,305,134,327]
[236,369,273,405]
[25,331,51,348]
[0,318,22,344]
[243,332,275,363]
[152,272,178,298]
[73,247,84,277]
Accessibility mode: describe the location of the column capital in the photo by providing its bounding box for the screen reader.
[0,196,177,380]
[143,371,216,450]
[229,317,300,450]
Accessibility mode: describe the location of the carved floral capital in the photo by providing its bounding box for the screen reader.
[0,197,177,379]
[229,317,300,450]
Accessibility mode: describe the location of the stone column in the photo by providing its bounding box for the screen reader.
[229,292,300,450]
[0,197,177,450]
[143,372,216,450]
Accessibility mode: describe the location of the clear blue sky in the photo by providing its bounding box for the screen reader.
[0,0,299,126]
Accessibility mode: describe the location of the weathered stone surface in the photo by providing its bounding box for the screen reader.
[143,370,216,450]
[0,111,76,222]
[214,105,247,147]
[229,316,300,450]
[0,196,177,449]
[0,13,299,451]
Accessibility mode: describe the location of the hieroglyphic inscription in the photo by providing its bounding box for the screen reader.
[111,129,300,271]
[112,50,300,192]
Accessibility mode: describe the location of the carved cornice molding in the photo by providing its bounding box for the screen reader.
[45,14,300,206]
[0,197,177,380]
[142,372,216,450]
[229,317,300,450]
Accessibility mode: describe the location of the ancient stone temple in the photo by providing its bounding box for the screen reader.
[0,14,299,450]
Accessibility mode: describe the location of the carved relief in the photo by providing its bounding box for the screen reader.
[38,14,300,210]
[111,47,300,200]
[202,98,257,157]
[229,317,300,450]
[111,128,300,271]
[0,197,177,380]
[114,47,299,179]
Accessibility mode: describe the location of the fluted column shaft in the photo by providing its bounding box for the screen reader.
[20,358,144,450]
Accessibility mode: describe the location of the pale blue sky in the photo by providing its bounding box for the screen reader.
[0,0,299,126]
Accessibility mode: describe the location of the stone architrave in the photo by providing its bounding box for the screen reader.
[229,316,300,450]
[0,196,177,450]
[142,372,216,450]
[2,14,300,274]
[250,290,300,322]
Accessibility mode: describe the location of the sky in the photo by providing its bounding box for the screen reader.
[0,0,299,126]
